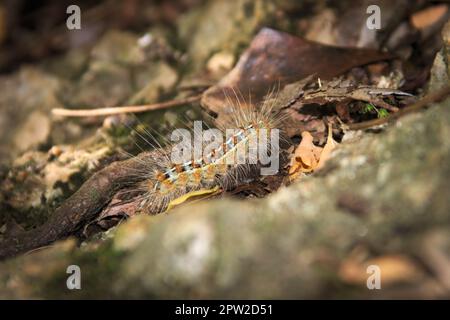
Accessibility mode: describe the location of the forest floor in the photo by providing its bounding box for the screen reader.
[0,0,449,298]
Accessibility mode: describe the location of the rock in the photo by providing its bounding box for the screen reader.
[0,67,64,164]
[178,0,277,70]
[43,49,89,81]
[13,111,51,153]
[64,60,133,108]
[304,8,337,46]
[206,51,235,75]
[428,20,450,92]
[91,30,145,65]
[130,62,178,104]
[60,29,179,108]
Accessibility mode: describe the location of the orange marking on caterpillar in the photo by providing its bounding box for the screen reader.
[129,90,287,215]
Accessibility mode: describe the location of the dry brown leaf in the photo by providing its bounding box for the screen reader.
[316,125,338,170]
[288,125,337,180]
[339,254,424,286]
[411,4,449,30]
[288,131,321,180]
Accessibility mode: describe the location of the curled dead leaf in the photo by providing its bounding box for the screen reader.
[289,131,321,177]
[316,124,338,170]
[289,124,337,181]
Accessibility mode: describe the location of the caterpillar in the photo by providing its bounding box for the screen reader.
[121,90,288,214]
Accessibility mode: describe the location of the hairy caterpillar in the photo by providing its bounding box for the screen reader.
[122,90,288,214]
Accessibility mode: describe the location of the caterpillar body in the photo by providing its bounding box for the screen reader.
[124,92,288,214]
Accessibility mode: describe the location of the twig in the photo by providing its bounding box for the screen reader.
[52,95,202,117]
[347,86,450,130]
[0,152,155,261]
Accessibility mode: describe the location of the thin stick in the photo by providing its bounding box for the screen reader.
[347,86,450,131]
[52,95,202,117]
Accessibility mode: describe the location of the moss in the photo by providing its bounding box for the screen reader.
[36,241,126,299]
